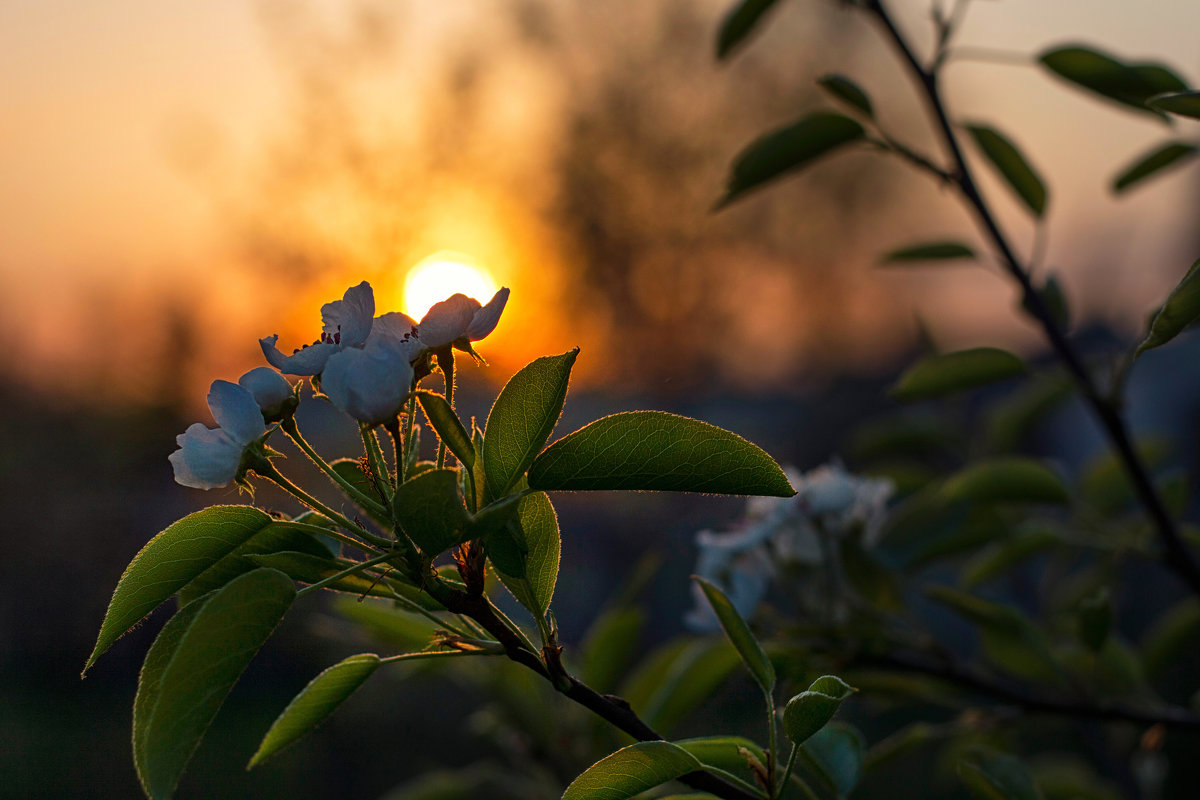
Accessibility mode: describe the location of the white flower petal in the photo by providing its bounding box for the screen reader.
[466,287,510,340]
[321,346,414,425]
[207,380,265,445]
[238,367,293,413]
[367,312,425,361]
[418,294,480,349]
[170,423,244,489]
[321,281,375,348]
[260,335,337,376]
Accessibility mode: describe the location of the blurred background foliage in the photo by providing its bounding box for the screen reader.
[2,0,1200,797]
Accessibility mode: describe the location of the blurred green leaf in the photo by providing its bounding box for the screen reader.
[817,74,874,117]
[486,492,561,617]
[1039,45,1187,118]
[1079,438,1167,514]
[622,637,742,733]
[716,0,782,60]
[483,349,578,500]
[1112,141,1198,193]
[881,241,976,264]
[841,537,904,609]
[86,505,274,674]
[783,675,856,746]
[863,722,939,773]
[718,112,865,207]
[136,568,295,799]
[891,347,1026,402]
[943,458,1069,506]
[693,577,775,694]
[1149,90,1200,120]
[562,741,702,800]
[580,607,646,694]
[959,749,1044,800]
[1031,756,1123,800]
[879,488,1005,569]
[249,654,380,768]
[416,391,474,469]
[530,411,795,496]
[962,528,1060,588]
[1021,274,1071,331]
[965,125,1048,216]
[804,722,867,798]
[178,522,331,606]
[985,374,1072,452]
[1135,258,1200,358]
[849,415,960,462]
[392,468,471,557]
[1141,598,1200,679]
[333,597,440,651]
[1078,589,1112,653]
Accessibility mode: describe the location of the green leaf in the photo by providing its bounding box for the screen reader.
[782,675,855,746]
[249,653,381,768]
[693,577,774,694]
[1112,141,1198,193]
[716,0,782,60]
[529,411,794,496]
[330,458,390,527]
[486,492,561,617]
[562,741,702,800]
[959,750,1044,800]
[984,373,1072,452]
[178,523,331,606]
[1135,259,1200,358]
[962,528,1060,588]
[817,74,874,118]
[881,241,976,264]
[718,112,865,207]
[392,468,471,557]
[85,505,274,674]
[333,597,440,650]
[1141,599,1200,679]
[416,391,475,469]
[483,349,578,500]
[942,458,1069,505]
[1039,45,1187,118]
[803,723,867,798]
[580,608,645,694]
[890,347,1026,402]
[133,595,212,794]
[1078,589,1112,653]
[674,736,767,787]
[1149,90,1200,120]
[136,568,295,799]
[1022,274,1070,331]
[621,638,742,733]
[965,125,1047,217]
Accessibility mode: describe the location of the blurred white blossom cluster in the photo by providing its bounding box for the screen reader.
[686,463,893,631]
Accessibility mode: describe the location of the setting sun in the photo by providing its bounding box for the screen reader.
[403,252,498,320]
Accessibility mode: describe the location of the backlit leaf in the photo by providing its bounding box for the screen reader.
[562,741,702,800]
[529,411,794,496]
[782,675,856,745]
[178,522,331,605]
[486,492,561,617]
[86,506,273,674]
[942,459,1069,505]
[416,391,474,469]
[483,349,578,500]
[1135,259,1200,358]
[716,0,782,60]
[249,653,381,767]
[136,568,295,799]
[966,125,1047,216]
[692,577,775,694]
[1112,141,1198,193]
[817,74,874,118]
[392,468,471,557]
[718,113,865,207]
[890,347,1025,402]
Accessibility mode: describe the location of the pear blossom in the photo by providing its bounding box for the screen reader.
[416,288,510,350]
[321,333,419,425]
[260,281,375,375]
[684,463,894,631]
[170,379,267,490]
[238,367,296,421]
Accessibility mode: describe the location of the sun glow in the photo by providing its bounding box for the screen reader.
[403,252,498,320]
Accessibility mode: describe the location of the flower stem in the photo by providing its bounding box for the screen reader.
[280,417,389,520]
[379,649,504,665]
[296,550,397,598]
[777,744,800,799]
[764,688,778,798]
[435,349,455,470]
[360,426,393,501]
[259,464,392,549]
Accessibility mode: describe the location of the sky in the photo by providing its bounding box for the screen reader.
[1,0,1197,407]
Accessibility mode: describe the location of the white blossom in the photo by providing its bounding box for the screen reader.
[260,281,375,375]
[416,288,510,350]
[169,380,266,490]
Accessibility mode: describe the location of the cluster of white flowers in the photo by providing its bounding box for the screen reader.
[685,462,893,631]
[171,282,509,490]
